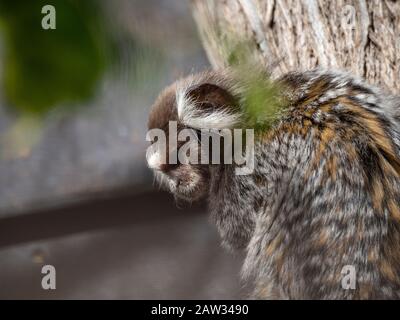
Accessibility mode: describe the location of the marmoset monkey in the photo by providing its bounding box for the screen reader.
[147,68,400,299]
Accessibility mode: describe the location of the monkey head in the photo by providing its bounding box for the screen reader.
[146,71,240,203]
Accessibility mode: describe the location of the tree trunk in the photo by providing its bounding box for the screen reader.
[191,0,400,94]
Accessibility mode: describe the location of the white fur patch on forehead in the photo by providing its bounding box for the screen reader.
[175,82,241,130]
[176,76,197,119]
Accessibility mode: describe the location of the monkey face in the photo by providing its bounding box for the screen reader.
[146,71,239,203]
[146,83,210,202]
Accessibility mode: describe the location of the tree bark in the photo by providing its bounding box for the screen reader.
[191,0,400,94]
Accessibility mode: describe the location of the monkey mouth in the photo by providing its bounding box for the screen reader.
[169,177,207,202]
[173,182,203,201]
[153,168,208,202]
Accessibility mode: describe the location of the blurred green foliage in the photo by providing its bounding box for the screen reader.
[228,42,286,132]
[0,0,113,114]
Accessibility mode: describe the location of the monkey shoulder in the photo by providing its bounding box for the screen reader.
[255,69,400,228]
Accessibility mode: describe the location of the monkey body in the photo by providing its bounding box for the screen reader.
[148,69,400,299]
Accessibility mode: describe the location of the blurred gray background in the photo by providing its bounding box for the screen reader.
[0,0,244,299]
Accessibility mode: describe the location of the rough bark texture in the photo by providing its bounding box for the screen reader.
[191,0,400,94]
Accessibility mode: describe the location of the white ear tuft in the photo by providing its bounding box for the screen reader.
[176,86,241,130]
